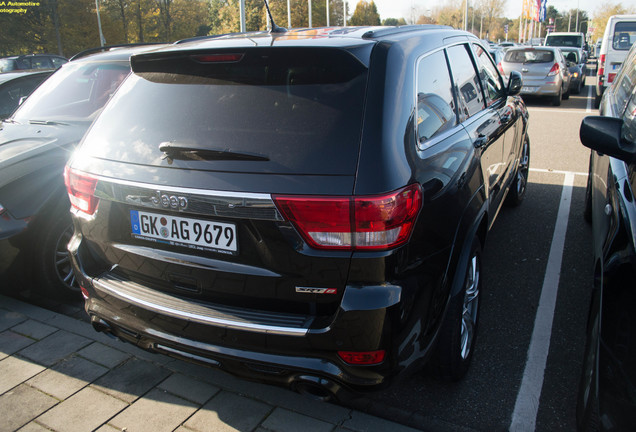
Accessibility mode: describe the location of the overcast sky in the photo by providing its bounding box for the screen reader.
[347,0,636,22]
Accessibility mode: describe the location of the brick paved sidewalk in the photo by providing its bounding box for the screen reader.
[0,294,422,432]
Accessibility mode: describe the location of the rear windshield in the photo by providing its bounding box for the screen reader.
[504,49,554,63]
[545,35,583,47]
[80,48,368,176]
[561,49,579,63]
[613,22,636,50]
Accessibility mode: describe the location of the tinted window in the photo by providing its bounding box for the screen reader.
[79,48,368,176]
[13,62,129,122]
[0,59,15,72]
[416,50,456,146]
[504,49,554,63]
[472,43,504,105]
[613,22,636,50]
[545,35,583,47]
[0,74,50,119]
[614,50,636,113]
[30,57,53,70]
[51,57,67,68]
[447,44,484,120]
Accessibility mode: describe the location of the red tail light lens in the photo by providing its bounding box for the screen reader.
[274,184,422,251]
[64,166,99,215]
[497,62,504,74]
[608,73,617,83]
[191,53,244,63]
[547,62,560,76]
[338,350,386,365]
[598,54,606,78]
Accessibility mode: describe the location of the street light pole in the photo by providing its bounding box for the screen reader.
[95,0,106,46]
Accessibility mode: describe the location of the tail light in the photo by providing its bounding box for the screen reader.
[64,166,99,215]
[497,62,504,74]
[547,62,560,76]
[338,350,386,365]
[598,54,606,78]
[274,184,422,251]
[608,73,617,83]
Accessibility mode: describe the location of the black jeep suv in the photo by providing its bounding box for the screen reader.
[66,26,529,398]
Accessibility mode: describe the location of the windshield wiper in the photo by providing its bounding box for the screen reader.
[159,142,269,162]
[29,120,70,126]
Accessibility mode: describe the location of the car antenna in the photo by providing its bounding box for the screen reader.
[263,0,287,33]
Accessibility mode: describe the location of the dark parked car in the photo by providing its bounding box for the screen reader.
[561,47,587,94]
[66,26,530,398]
[0,45,162,297]
[0,70,53,120]
[577,41,636,431]
[0,54,67,73]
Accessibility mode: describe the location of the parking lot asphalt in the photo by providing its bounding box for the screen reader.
[0,294,422,432]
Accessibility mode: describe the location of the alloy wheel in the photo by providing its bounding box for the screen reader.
[53,224,78,292]
[460,254,480,360]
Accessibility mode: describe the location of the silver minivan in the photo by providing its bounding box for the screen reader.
[595,14,636,107]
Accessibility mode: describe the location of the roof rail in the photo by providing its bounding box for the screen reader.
[362,25,454,39]
[69,43,164,61]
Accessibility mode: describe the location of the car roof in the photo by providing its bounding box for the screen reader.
[0,69,53,84]
[156,25,464,53]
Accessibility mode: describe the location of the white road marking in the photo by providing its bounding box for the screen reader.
[530,168,587,177]
[527,107,589,114]
[509,173,575,432]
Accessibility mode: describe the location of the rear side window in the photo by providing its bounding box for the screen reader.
[613,22,636,50]
[504,49,554,63]
[614,50,636,113]
[416,50,456,146]
[0,59,15,72]
[447,44,484,120]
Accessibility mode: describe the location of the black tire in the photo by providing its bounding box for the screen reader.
[506,136,530,207]
[563,86,570,100]
[32,206,79,298]
[552,88,562,106]
[435,236,482,381]
[576,295,601,432]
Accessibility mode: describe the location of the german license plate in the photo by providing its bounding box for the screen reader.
[130,210,238,254]
[521,86,537,93]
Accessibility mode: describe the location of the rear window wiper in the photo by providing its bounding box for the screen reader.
[159,142,269,162]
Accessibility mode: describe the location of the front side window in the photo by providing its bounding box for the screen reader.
[447,44,484,120]
[416,50,457,146]
[472,43,504,105]
[613,22,636,50]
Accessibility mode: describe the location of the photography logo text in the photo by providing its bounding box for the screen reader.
[0,1,40,15]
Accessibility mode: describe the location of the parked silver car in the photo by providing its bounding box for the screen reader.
[500,46,571,105]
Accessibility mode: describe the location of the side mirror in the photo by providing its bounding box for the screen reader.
[580,116,636,163]
[507,71,522,96]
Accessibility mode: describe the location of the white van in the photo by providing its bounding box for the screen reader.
[595,14,636,107]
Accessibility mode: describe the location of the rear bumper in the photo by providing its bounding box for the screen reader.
[520,79,561,97]
[69,235,416,395]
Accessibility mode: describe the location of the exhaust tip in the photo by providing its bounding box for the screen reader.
[291,375,339,403]
[90,315,116,338]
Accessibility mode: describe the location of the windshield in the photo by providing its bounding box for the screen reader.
[545,35,583,47]
[504,49,554,63]
[12,61,129,123]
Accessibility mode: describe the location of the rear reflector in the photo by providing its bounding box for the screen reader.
[64,166,99,215]
[338,350,386,365]
[274,184,422,251]
[80,285,90,300]
[608,73,616,83]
